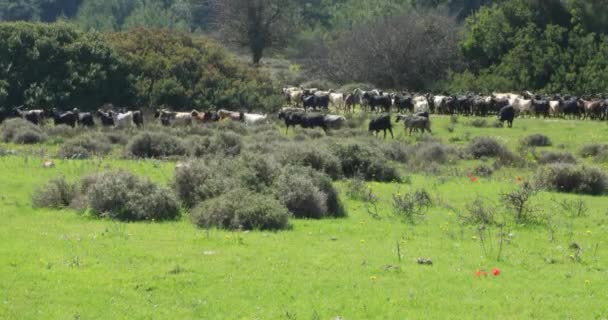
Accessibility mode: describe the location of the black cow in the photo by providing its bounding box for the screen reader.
[97,110,115,127]
[368,114,393,139]
[560,98,581,119]
[51,108,77,128]
[132,110,144,128]
[498,105,515,128]
[73,108,95,127]
[532,98,550,118]
[363,93,391,112]
[301,94,329,111]
[278,111,327,133]
[394,94,414,113]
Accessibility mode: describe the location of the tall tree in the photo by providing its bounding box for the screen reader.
[207,0,298,64]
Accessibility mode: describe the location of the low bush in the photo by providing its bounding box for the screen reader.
[276,167,328,219]
[1,118,40,142]
[32,177,77,209]
[212,131,243,156]
[238,153,281,192]
[468,118,488,128]
[126,132,187,158]
[392,189,432,223]
[580,143,608,162]
[473,164,494,177]
[411,142,455,166]
[187,135,213,157]
[381,142,410,163]
[277,143,342,179]
[465,137,515,164]
[103,132,129,145]
[333,142,400,182]
[462,196,495,225]
[58,134,112,159]
[172,160,237,208]
[191,189,290,231]
[535,163,608,195]
[45,125,81,138]
[522,134,552,147]
[13,129,46,144]
[536,151,577,165]
[85,171,180,221]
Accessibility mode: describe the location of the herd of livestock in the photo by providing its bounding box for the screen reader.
[2,86,607,139]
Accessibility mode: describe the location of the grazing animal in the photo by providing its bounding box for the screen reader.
[396,114,432,135]
[363,92,391,113]
[132,110,144,128]
[51,108,77,128]
[329,92,346,111]
[498,105,515,128]
[580,99,603,120]
[531,98,550,118]
[243,113,268,125]
[394,94,414,113]
[283,87,304,106]
[324,114,346,129]
[278,111,327,133]
[112,111,135,128]
[302,94,329,111]
[413,95,430,113]
[192,110,220,123]
[280,107,305,114]
[560,98,581,119]
[368,114,393,139]
[73,108,95,127]
[97,110,115,127]
[218,109,244,121]
[155,109,192,126]
[15,107,45,125]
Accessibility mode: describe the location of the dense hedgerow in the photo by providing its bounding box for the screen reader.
[58,134,112,159]
[191,189,291,231]
[0,118,47,144]
[522,134,552,147]
[85,171,180,221]
[126,132,187,158]
[31,177,77,209]
[535,163,608,195]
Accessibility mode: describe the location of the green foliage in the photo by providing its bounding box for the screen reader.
[58,134,112,159]
[32,176,77,209]
[0,118,46,144]
[191,189,291,231]
[126,132,187,159]
[536,163,608,195]
[108,29,280,111]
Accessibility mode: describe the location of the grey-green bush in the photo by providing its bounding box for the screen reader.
[31,177,77,209]
[58,134,112,159]
[535,163,608,195]
[536,151,577,165]
[191,189,291,231]
[126,132,187,158]
[238,153,280,192]
[172,160,237,208]
[466,137,515,163]
[276,167,328,219]
[212,131,243,156]
[85,171,180,221]
[1,118,47,144]
[277,143,342,179]
[333,141,401,182]
[522,134,552,147]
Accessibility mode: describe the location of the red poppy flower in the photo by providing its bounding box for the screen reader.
[492,268,501,276]
[470,176,478,183]
[475,270,488,277]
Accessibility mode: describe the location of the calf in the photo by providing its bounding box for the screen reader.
[368,114,393,139]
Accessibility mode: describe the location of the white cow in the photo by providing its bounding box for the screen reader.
[243,113,268,125]
[112,111,134,128]
[329,92,345,111]
[413,95,430,113]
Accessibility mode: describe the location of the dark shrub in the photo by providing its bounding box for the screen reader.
[381,142,410,163]
[277,143,342,179]
[468,118,488,128]
[85,171,180,221]
[172,160,237,208]
[473,164,494,177]
[580,143,608,162]
[13,129,47,144]
[535,163,608,195]
[103,132,129,145]
[58,134,112,159]
[127,132,187,158]
[1,118,41,142]
[212,131,243,156]
[333,142,400,182]
[191,189,290,231]
[32,177,77,209]
[412,142,455,166]
[522,134,552,147]
[536,151,577,165]
[276,167,328,219]
[466,137,515,163]
[187,135,213,157]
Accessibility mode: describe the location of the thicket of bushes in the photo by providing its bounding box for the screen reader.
[535,163,608,195]
[0,119,47,144]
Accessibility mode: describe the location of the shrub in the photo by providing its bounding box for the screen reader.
[535,163,608,195]
[277,143,342,179]
[191,189,290,231]
[522,134,552,147]
[212,131,243,156]
[333,142,400,182]
[126,132,187,158]
[12,129,47,144]
[1,118,42,142]
[276,167,328,219]
[238,153,281,192]
[103,132,129,145]
[392,189,432,223]
[381,142,410,163]
[466,137,515,163]
[412,142,454,166]
[58,134,112,159]
[187,135,213,157]
[473,164,494,177]
[580,143,608,162]
[462,196,495,225]
[468,118,488,128]
[45,125,81,139]
[501,182,541,224]
[32,177,77,209]
[536,151,577,165]
[85,171,180,221]
[172,160,237,208]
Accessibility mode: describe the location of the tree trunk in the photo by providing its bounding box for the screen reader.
[251,45,264,65]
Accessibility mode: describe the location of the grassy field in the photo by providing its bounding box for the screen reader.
[1,116,608,319]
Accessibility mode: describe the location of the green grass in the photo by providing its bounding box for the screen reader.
[1,117,608,319]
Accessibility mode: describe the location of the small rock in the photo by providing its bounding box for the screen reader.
[416,257,433,265]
